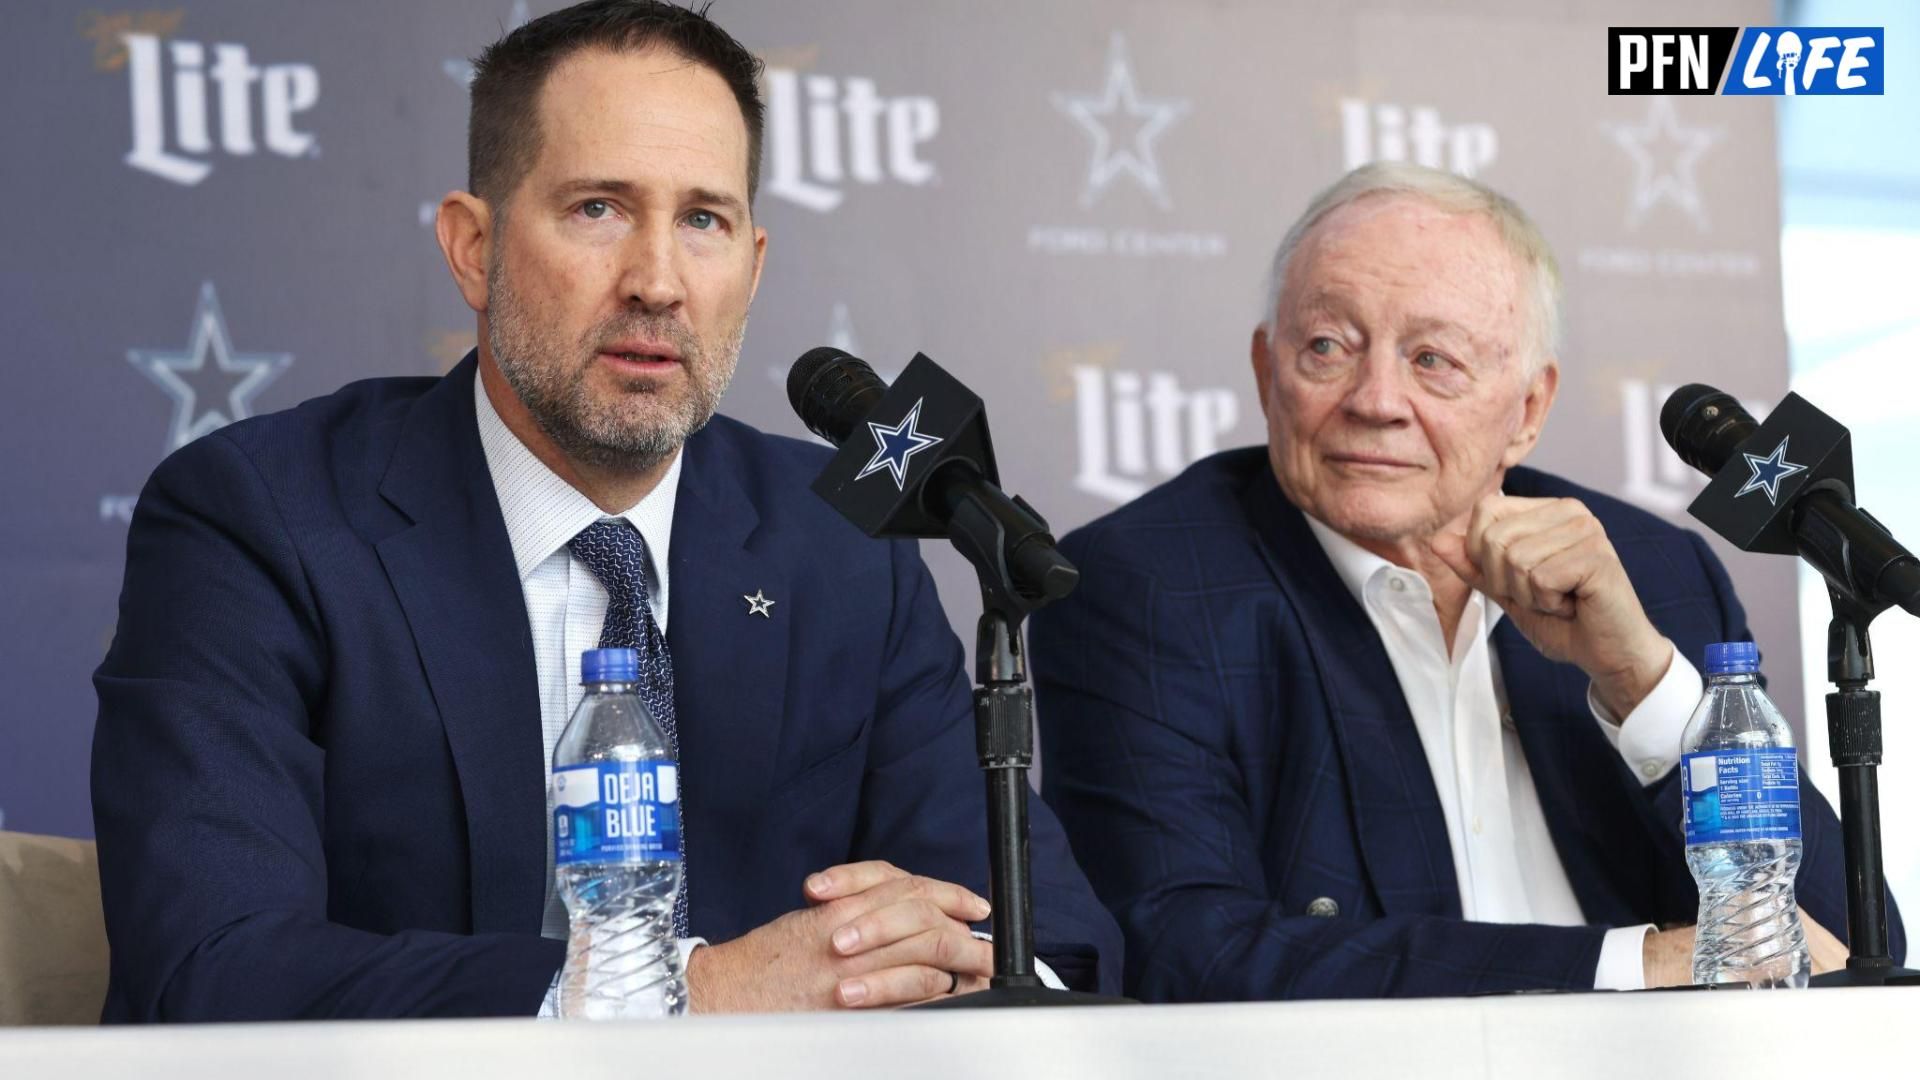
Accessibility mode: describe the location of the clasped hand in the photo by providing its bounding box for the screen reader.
[687,860,995,1012]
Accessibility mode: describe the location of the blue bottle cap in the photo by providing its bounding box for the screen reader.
[581,647,639,684]
[1704,641,1760,675]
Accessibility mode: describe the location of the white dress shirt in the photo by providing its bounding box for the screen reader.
[474,377,1058,1012]
[473,377,696,1016]
[1302,515,1703,991]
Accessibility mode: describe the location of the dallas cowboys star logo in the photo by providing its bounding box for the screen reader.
[855,398,942,490]
[128,282,292,452]
[1602,97,1723,232]
[1052,33,1190,210]
[743,590,776,618]
[1735,437,1808,505]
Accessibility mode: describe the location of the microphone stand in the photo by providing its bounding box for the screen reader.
[915,470,1132,1008]
[1809,585,1920,986]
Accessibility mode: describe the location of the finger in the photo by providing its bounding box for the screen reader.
[832,893,988,957]
[1462,496,1512,586]
[1474,500,1589,608]
[834,964,954,1009]
[1514,542,1611,617]
[804,860,907,903]
[828,874,991,940]
[835,925,993,980]
[1495,517,1595,616]
[1427,531,1481,588]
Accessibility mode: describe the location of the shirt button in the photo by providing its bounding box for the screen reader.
[1641,760,1664,779]
[1472,817,1483,835]
[1388,577,1407,593]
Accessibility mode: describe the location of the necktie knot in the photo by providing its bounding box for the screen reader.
[567,519,657,618]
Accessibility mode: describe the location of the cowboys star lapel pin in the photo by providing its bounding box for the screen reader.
[743,589,776,618]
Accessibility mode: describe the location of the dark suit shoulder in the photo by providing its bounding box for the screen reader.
[213,373,434,458]
[692,413,837,493]
[684,414,888,557]
[151,373,436,509]
[1052,447,1275,595]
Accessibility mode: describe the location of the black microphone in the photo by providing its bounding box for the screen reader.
[788,347,1078,606]
[1660,383,1920,618]
[788,346,886,446]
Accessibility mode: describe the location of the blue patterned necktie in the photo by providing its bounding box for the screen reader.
[567,519,689,938]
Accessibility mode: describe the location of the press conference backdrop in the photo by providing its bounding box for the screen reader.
[0,2,1816,860]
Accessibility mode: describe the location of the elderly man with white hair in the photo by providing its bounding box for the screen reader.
[1031,162,1896,1000]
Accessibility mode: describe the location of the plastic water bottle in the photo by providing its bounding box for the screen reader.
[552,647,686,1018]
[1680,641,1809,988]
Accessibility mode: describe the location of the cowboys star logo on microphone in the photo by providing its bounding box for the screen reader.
[856,398,942,490]
[1608,26,1883,95]
[1735,437,1807,505]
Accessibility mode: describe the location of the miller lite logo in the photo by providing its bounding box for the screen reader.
[1341,99,1498,179]
[121,32,321,185]
[763,66,939,213]
[1074,366,1238,503]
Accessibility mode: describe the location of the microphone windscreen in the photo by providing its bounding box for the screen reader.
[1661,383,1756,476]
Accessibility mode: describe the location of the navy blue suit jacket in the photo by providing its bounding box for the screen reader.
[92,355,1120,1020]
[1031,448,1901,1001]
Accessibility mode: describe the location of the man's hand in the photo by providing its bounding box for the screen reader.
[1429,494,1673,718]
[1641,925,1697,988]
[687,860,993,1013]
[1640,910,1849,987]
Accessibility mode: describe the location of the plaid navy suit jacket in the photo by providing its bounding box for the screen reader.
[1032,447,1902,1001]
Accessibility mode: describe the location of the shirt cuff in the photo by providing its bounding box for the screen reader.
[1587,646,1703,786]
[1594,924,1656,991]
[537,936,708,1018]
[971,931,1066,990]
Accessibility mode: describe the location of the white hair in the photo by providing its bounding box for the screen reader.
[1261,162,1563,369]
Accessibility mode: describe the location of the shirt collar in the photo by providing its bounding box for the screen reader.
[1300,511,1504,631]
[473,371,681,583]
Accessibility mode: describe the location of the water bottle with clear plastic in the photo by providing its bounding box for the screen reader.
[1680,640,1809,988]
[552,647,686,1018]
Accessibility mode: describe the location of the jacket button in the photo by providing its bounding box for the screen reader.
[1307,897,1339,918]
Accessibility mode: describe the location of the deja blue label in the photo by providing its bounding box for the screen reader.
[1681,747,1801,845]
[552,760,681,866]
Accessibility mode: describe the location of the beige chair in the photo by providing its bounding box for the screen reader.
[0,831,108,1025]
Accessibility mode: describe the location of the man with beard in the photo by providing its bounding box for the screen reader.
[91,0,1119,1022]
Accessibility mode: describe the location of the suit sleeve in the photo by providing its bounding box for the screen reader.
[1032,527,1613,1001]
[843,538,1123,994]
[92,433,563,1021]
[1675,532,1906,962]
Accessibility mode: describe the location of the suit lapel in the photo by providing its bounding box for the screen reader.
[665,423,791,934]
[374,356,548,935]
[1491,621,1618,906]
[1242,473,1461,916]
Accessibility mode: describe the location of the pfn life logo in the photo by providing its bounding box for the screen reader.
[1609,26,1882,95]
[122,33,321,185]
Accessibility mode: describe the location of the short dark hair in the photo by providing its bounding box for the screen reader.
[467,0,765,211]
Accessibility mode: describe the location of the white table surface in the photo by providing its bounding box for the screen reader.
[1,985,1909,1079]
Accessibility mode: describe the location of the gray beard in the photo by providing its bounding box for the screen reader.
[486,259,746,473]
